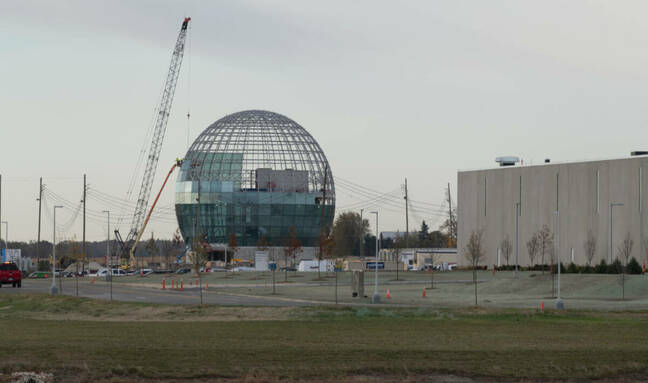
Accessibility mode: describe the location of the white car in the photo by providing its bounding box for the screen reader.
[111,269,127,276]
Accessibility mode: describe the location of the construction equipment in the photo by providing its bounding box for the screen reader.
[127,159,183,268]
[115,17,190,268]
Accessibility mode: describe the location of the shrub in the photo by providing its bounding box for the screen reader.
[567,262,578,274]
[582,264,594,274]
[627,257,642,275]
[608,259,622,274]
[595,259,608,274]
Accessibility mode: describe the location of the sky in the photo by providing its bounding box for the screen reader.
[1,0,647,242]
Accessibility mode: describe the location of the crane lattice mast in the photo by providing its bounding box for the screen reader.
[117,17,190,264]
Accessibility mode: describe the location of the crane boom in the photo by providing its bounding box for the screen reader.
[117,17,190,265]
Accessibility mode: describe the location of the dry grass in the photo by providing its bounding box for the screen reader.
[3,294,648,382]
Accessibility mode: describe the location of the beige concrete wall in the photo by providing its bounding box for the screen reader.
[458,157,648,266]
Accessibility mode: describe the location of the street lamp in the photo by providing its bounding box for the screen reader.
[102,211,110,267]
[1,221,7,254]
[554,210,564,309]
[514,202,520,279]
[50,205,63,295]
[610,203,624,263]
[370,211,380,304]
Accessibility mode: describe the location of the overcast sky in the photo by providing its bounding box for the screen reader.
[1,1,647,242]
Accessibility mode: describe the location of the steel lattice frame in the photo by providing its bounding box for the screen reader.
[184,110,334,197]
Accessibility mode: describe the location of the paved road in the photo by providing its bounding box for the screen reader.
[0,278,316,307]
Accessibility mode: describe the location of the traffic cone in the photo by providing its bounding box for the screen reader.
[386,289,391,299]
[180,278,184,291]
[162,278,166,290]
[422,289,426,298]
[90,277,94,284]
[206,280,209,291]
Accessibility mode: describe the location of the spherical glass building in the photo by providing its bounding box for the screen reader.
[175,110,335,247]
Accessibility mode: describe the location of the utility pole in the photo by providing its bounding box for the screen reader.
[515,202,520,279]
[318,165,328,279]
[404,178,409,248]
[83,174,86,271]
[447,183,453,246]
[359,209,364,257]
[37,177,42,263]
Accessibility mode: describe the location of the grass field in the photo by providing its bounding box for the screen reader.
[2,294,648,382]
[89,270,648,310]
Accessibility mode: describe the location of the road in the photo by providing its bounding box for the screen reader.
[0,278,316,307]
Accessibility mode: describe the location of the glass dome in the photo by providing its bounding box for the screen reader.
[175,110,335,247]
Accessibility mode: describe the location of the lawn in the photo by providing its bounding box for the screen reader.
[2,294,648,382]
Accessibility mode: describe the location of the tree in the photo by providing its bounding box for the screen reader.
[419,221,430,243]
[617,232,634,300]
[332,212,369,258]
[145,233,159,268]
[500,235,512,266]
[526,233,540,266]
[393,232,403,281]
[191,234,208,305]
[463,230,486,306]
[228,233,239,265]
[363,234,376,258]
[538,225,554,274]
[282,226,302,282]
[257,234,269,251]
[584,229,597,266]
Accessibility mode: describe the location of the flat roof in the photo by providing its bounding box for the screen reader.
[458,154,648,173]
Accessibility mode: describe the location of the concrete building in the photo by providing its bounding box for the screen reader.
[458,155,648,266]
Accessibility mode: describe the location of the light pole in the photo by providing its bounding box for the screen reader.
[1,221,7,254]
[514,203,520,279]
[102,211,110,267]
[610,203,624,263]
[370,211,380,304]
[50,205,63,295]
[554,210,564,309]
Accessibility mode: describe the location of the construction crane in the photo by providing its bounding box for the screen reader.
[115,17,190,269]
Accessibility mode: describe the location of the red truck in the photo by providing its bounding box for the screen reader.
[0,262,22,288]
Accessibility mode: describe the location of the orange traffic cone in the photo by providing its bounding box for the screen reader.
[386,289,391,299]
[162,278,166,290]
[90,277,94,284]
[180,278,184,291]
[422,289,426,298]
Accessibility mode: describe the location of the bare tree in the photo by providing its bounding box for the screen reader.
[463,230,486,306]
[548,246,556,298]
[500,236,512,266]
[584,229,596,266]
[526,233,540,267]
[617,232,634,300]
[538,225,554,274]
[191,235,208,305]
[282,226,302,282]
[228,233,239,266]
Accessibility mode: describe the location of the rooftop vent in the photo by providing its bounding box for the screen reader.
[545,159,551,163]
[631,151,648,156]
[495,156,520,167]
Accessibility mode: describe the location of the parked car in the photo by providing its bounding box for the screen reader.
[0,262,22,288]
[232,266,256,272]
[175,268,192,274]
[209,267,228,272]
[279,267,297,272]
[111,269,127,276]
